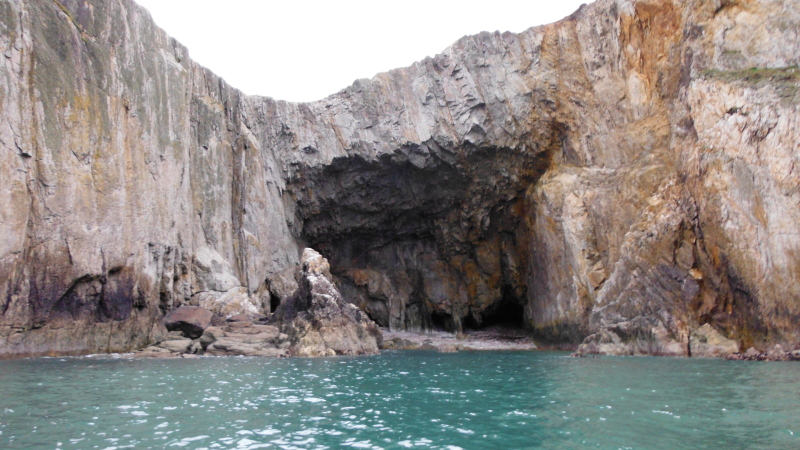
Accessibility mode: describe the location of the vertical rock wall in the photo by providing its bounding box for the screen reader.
[0,0,300,356]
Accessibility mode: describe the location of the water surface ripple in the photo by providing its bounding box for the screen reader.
[0,351,798,448]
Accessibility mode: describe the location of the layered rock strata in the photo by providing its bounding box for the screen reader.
[136,318,291,358]
[1,0,799,358]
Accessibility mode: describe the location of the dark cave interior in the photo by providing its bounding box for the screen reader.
[466,296,525,331]
[429,294,526,334]
[269,292,281,313]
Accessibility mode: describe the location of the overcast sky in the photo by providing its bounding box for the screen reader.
[134,0,592,102]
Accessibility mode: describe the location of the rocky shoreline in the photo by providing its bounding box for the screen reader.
[381,327,537,353]
[133,319,539,359]
[133,314,800,361]
[133,249,381,358]
[128,248,800,360]
[135,314,290,359]
[133,330,800,361]
[725,345,800,362]
[91,249,800,362]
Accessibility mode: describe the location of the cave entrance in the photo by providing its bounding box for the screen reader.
[466,294,525,331]
[269,292,281,313]
[430,311,458,333]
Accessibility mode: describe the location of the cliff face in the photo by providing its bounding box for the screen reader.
[1,0,798,358]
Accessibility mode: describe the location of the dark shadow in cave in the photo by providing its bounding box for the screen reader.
[465,291,525,331]
[269,292,281,313]
[430,311,458,333]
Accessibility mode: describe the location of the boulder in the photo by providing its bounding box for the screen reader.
[227,313,253,323]
[745,347,763,359]
[193,287,261,319]
[163,306,213,339]
[195,324,286,357]
[226,313,267,324]
[381,337,419,350]
[273,249,382,357]
[157,338,193,353]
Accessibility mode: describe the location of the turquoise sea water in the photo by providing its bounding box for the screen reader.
[0,351,798,449]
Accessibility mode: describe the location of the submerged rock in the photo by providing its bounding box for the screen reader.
[273,249,382,357]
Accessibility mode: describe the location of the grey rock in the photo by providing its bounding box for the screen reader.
[227,313,253,324]
[690,324,740,358]
[274,249,382,356]
[726,344,800,361]
[745,347,762,358]
[193,323,284,356]
[163,307,213,339]
[188,340,203,355]
[192,287,260,319]
[198,326,223,349]
[162,331,188,341]
[157,338,193,354]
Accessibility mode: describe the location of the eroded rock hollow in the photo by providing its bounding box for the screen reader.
[1,0,799,358]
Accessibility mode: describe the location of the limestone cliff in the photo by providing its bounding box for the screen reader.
[1,0,798,358]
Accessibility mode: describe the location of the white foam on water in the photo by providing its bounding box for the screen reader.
[169,435,210,447]
[254,428,280,436]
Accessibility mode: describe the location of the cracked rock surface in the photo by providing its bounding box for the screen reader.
[136,248,380,358]
[1,0,800,358]
[272,249,383,357]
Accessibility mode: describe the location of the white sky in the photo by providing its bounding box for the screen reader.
[134,0,592,102]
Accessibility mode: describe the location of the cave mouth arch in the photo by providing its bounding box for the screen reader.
[297,144,555,335]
